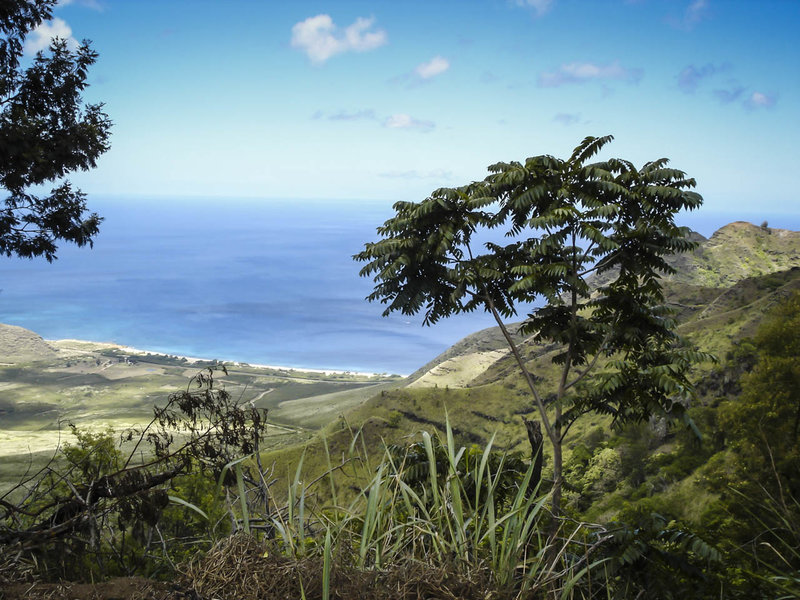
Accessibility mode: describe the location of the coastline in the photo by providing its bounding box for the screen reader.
[1,324,403,464]
[46,337,389,378]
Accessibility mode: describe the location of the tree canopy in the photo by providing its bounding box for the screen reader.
[356,135,708,513]
[1,0,111,261]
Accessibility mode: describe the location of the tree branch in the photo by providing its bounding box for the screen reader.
[462,240,557,446]
[484,292,557,446]
[564,333,612,391]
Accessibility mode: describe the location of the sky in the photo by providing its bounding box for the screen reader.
[29,0,800,218]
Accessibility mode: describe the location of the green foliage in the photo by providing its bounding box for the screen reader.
[385,435,532,515]
[158,463,232,563]
[356,135,702,340]
[579,447,622,496]
[1,0,111,261]
[261,418,767,598]
[599,512,723,599]
[385,409,402,428]
[17,426,164,580]
[702,292,800,590]
[356,135,708,516]
[717,292,800,496]
[0,368,268,580]
[746,490,800,599]
[268,420,595,597]
[62,424,123,481]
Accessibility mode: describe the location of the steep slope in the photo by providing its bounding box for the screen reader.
[408,222,800,389]
[263,221,800,515]
[669,222,800,287]
[405,323,522,388]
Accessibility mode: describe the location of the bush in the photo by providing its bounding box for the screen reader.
[0,367,267,580]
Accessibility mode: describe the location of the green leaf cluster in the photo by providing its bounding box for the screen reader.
[1,0,111,261]
[704,292,800,593]
[356,135,706,515]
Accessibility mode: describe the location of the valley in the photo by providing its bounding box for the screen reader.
[0,326,400,492]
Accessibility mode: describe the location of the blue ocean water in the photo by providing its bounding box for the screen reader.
[0,197,504,374]
[0,198,797,375]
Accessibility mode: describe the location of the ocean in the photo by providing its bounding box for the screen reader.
[1,197,797,375]
[0,197,506,375]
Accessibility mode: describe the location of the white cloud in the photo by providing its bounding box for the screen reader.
[291,14,387,65]
[24,17,79,54]
[553,113,581,126]
[515,0,554,17]
[539,61,642,87]
[744,91,776,109]
[415,56,450,79]
[684,0,709,27]
[379,169,452,180]
[383,114,435,132]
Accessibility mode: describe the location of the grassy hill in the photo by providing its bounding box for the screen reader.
[675,221,800,287]
[263,221,800,519]
[0,323,59,364]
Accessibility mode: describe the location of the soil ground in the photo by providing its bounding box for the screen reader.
[1,577,191,599]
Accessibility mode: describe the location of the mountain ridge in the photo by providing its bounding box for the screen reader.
[407,221,800,390]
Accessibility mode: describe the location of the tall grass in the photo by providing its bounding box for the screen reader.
[246,418,600,598]
[733,485,800,599]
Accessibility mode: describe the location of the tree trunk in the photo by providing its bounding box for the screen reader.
[552,401,563,518]
[551,436,562,518]
[522,416,543,497]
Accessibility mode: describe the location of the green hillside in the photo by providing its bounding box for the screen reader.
[673,221,800,287]
[266,222,800,520]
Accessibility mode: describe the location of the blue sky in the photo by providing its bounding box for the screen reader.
[35,0,799,217]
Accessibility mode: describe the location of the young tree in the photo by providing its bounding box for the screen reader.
[356,135,708,515]
[1,0,111,261]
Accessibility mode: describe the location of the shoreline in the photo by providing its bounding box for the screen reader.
[46,337,393,378]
